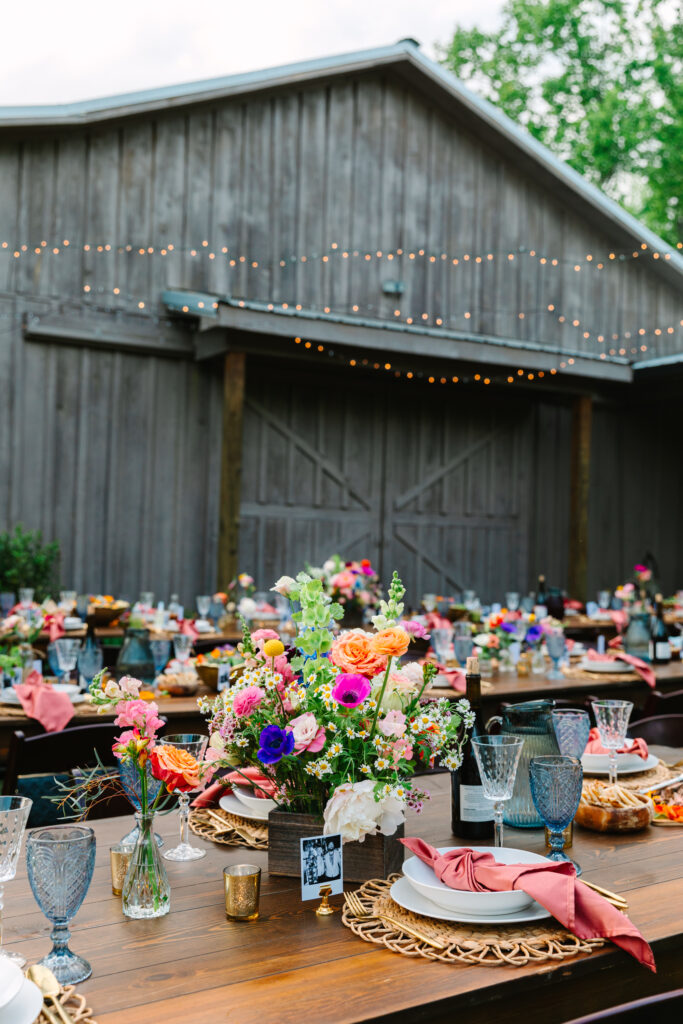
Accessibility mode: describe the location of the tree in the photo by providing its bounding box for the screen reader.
[439,0,682,244]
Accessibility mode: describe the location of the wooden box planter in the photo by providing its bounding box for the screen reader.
[268,810,404,882]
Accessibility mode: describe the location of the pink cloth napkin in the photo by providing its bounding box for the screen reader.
[587,648,655,689]
[179,618,199,641]
[424,612,452,630]
[191,767,277,807]
[45,612,65,642]
[401,839,655,971]
[608,610,629,632]
[585,726,648,759]
[14,669,74,732]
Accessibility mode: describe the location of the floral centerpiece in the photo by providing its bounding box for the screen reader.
[615,563,658,610]
[306,555,382,622]
[199,569,471,866]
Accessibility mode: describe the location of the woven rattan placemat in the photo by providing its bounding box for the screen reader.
[341,876,605,966]
[584,758,682,791]
[562,665,640,684]
[189,807,268,849]
[36,983,96,1023]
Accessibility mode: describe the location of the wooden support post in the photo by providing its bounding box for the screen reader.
[568,395,592,601]
[217,351,246,589]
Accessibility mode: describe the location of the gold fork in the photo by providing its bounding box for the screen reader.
[581,879,628,908]
[344,890,370,917]
[345,890,447,950]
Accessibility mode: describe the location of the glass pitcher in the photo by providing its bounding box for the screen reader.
[623,612,650,661]
[486,700,559,827]
[116,628,155,683]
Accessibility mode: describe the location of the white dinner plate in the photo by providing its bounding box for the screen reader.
[0,685,88,706]
[219,792,272,822]
[402,846,549,915]
[390,876,551,925]
[582,752,659,775]
[579,658,634,674]
[0,976,43,1024]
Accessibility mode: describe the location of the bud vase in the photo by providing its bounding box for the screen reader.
[122,812,170,919]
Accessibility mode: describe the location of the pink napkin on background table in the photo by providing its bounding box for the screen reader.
[179,618,199,641]
[13,669,74,732]
[191,767,278,807]
[584,726,648,760]
[45,612,65,642]
[587,648,656,689]
[608,610,629,633]
[401,839,655,971]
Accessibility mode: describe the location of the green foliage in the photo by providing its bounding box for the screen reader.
[0,525,60,601]
[440,0,682,243]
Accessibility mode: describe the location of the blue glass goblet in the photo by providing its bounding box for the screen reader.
[529,755,583,875]
[149,639,171,679]
[551,709,591,759]
[545,632,566,679]
[26,825,96,984]
[118,759,165,848]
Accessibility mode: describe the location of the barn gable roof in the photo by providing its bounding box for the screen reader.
[1,40,681,289]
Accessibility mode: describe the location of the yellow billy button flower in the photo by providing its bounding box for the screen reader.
[264,639,285,658]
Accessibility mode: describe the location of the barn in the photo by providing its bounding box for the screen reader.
[1,40,682,604]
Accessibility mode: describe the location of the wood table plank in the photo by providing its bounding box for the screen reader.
[5,774,683,1024]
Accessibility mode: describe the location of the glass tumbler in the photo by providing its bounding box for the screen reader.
[26,825,96,984]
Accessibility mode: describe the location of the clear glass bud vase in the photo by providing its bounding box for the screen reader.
[122,812,170,919]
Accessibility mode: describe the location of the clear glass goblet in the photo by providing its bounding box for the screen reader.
[77,641,103,691]
[59,590,77,610]
[54,638,81,685]
[26,825,96,984]
[18,588,34,609]
[591,700,633,784]
[472,735,524,847]
[172,634,193,669]
[597,590,611,611]
[162,734,208,862]
[422,593,437,613]
[545,632,566,679]
[140,591,155,608]
[430,627,452,665]
[505,591,520,611]
[0,795,32,967]
[551,709,591,759]
[529,755,583,874]
[196,595,211,620]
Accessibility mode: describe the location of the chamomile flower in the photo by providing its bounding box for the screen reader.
[328,742,343,756]
[360,763,372,775]
[235,736,249,748]
[346,726,356,738]
[394,785,407,799]
[375,757,390,770]
[463,711,476,729]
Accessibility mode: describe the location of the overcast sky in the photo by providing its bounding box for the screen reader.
[0,0,504,106]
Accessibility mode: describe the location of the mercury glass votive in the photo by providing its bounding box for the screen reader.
[224,864,261,921]
[110,843,134,897]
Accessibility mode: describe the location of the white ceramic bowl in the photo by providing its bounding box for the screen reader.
[0,958,24,1010]
[231,787,277,816]
[402,846,550,916]
[0,976,43,1024]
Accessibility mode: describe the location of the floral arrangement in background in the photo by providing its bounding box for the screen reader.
[473,610,550,660]
[223,573,256,616]
[305,555,382,617]
[194,644,242,668]
[199,569,472,843]
[615,563,658,608]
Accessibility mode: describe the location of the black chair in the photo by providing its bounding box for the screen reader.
[639,687,683,719]
[563,987,683,1022]
[629,714,683,748]
[3,723,135,826]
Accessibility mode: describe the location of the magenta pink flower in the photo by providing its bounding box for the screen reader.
[403,619,430,640]
[114,699,163,739]
[331,673,371,708]
[232,685,265,717]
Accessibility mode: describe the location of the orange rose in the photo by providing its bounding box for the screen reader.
[330,629,387,677]
[150,745,201,792]
[371,627,411,659]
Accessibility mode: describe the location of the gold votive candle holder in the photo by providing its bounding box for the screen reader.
[224,864,261,921]
[110,843,134,896]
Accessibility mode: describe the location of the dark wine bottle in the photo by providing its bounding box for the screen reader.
[451,656,494,840]
[649,593,671,664]
[536,574,547,607]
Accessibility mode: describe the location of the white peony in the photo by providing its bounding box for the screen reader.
[323,780,405,843]
[238,597,257,618]
[271,576,296,596]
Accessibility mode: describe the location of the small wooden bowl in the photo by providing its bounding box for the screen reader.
[575,798,653,833]
[88,604,128,626]
[196,664,219,691]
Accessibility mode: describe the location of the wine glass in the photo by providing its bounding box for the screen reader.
[77,641,103,691]
[551,709,591,759]
[162,734,208,862]
[140,591,155,608]
[59,590,77,610]
[545,632,566,679]
[54,638,81,685]
[422,593,437,613]
[173,634,193,669]
[529,755,583,874]
[430,627,452,665]
[18,588,34,609]
[454,636,472,666]
[591,700,633,784]
[26,825,96,984]
[47,642,65,682]
[597,590,611,611]
[150,639,171,680]
[196,595,211,621]
[472,735,524,847]
[505,592,520,612]
[0,795,32,967]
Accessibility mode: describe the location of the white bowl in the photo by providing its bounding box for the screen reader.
[0,977,43,1024]
[402,846,549,916]
[0,958,24,1010]
[231,787,277,816]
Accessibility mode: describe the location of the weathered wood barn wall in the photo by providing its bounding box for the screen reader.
[0,42,681,602]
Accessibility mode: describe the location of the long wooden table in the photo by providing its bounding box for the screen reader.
[6,774,683,1024]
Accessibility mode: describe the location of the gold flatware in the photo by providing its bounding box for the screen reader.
[378,912,447,950]
[205,809,234,833]
[344,891,371,917]
[581,879,628,908]
[26,964,75,1024]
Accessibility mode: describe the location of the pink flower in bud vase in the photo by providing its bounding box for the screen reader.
[232,686,266,717]
[288,712,326,753]
[331,673,372,708]
[114,699,164,738]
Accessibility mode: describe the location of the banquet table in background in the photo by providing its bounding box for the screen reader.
[5,774,683,1024]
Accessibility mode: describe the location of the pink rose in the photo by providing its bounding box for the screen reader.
[232,686,265,717]
[288,712,325,753]
[378,709,407,738]
[331,570,356,591]
[251,628,279,646]
[391,737,413,764]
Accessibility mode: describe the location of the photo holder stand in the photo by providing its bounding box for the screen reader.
[300,832,343,913]
[316,884,335,916]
